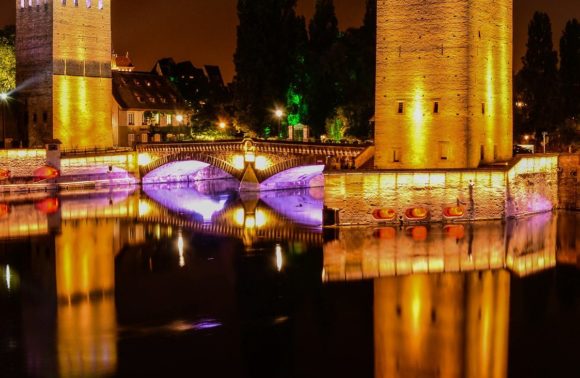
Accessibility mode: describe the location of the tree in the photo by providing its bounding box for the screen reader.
[560,19,580,120]
[515,12,561,140]
[305,0,340,136]
[0,25,16,94]
[233,0,307,136]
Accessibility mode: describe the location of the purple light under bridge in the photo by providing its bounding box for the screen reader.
[143,183,231,223]
[142,159,326,192]
[259,165,325,191]
[253,187,324,228]
[142,161,233,185]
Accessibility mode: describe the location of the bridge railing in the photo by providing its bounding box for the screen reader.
[61,146,133,157]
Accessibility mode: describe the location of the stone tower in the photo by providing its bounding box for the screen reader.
[16,0,113,148]
[375,0,513,169]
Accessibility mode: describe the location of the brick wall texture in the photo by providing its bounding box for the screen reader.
[16,1,113,148]
[375,0,513,169]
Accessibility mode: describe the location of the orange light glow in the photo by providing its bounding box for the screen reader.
[0,203,9,217]
[444,225,465,239]
[0,169,10,180]
[444,206,466,218]
[34,166,60,180]
[372,208,397,221]
[35,198,60,215]
[373,227,397,240]
[408,226,428,241]
[405,207,429,220]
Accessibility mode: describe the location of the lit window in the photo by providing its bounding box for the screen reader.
[393,148,401,163]
[128,112,135,126]
[397,102,404,114]
[98,0,103,10]
[86,0,91,8]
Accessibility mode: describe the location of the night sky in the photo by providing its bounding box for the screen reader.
[1,0,579,82]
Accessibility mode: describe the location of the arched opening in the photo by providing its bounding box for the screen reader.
[259,165,325,191]
[142,160,235,185]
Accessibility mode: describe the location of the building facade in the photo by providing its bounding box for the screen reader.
[375,0,513,169]
[112,70,189,147]
[16,0,113,148]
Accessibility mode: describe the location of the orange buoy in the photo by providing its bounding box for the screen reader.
[405,207,429,220]
[372,208,397,221]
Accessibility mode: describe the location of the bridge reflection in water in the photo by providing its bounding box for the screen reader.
[0,186,578,378]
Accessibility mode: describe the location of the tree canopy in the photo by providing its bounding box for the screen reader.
[0,25,16,94]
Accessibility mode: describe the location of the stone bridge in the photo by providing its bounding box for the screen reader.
[137,139,373,191]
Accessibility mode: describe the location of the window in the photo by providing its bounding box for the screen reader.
[439,141,449,161]
[493,145,498,160]
[397,102,404,114]
[42,111,48,123]
[480,145,485,161]
[74,0,78,6]
[393,148,401,163]
[98,0,103,9]
[86,0,91,7]
[433,102,439,114]
[481,103,485,115]
[128,112,135,126]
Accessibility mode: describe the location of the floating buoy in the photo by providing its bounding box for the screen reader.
[34,166,60,181]
[35,197,60,215]
[405,207,429,220]
[372,208,397,221]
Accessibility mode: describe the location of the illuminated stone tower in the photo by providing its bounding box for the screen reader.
[375,0,513,169]
[16,0,113,148]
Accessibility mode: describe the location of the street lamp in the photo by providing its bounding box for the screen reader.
[0,93,8,149]
[274,109,284,138]
[218,121,226,130]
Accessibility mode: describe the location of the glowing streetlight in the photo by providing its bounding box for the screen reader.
[175,114,184,124]
[274,109,284,138]
[219,121,227,130]
[0,93,8,149]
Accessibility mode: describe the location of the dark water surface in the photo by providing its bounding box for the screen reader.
[0,183,579,378]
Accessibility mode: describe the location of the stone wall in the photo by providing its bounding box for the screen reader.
[558,154,580,210]
[324,156,559,226]
[16,0,113,148]
[0,149,47,177]
[375,0,512,170]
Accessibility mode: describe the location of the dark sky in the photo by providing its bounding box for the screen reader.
[1,0,579,82]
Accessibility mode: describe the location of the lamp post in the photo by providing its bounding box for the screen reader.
[0,93,8,149]
[542,131,548,154]
[274,109,284,139]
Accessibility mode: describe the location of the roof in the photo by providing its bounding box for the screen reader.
[112,71,187,111]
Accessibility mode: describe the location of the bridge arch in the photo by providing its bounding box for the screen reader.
[257,157,325,191]
[141,152,244,183]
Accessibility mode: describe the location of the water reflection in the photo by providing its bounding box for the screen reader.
[0,185,578,378]
[324,213,559,280]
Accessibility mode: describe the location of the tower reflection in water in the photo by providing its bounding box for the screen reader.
[0,184,578,378]
[324,213,567,378]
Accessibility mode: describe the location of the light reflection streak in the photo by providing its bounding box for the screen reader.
[5,265,10,290]
[276,244,283,272]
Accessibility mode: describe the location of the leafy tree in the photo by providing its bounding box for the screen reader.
[306,0,340,136]
[515,12,561,140]
[0,25,16,94]
[560,19,580,120]
[234,0,307,136]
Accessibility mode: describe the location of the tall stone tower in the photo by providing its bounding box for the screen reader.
[16,0,113,148]
[375,0,513,169]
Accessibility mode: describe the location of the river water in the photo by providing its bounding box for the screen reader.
[0,182,579,378]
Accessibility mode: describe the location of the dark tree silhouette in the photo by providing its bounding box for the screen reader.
[515,12,561,141]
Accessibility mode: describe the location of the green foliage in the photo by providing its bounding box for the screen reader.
[0,26,16,94]
[234,0,307,134]
[325,107,349,141]
[286,84,307,127]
